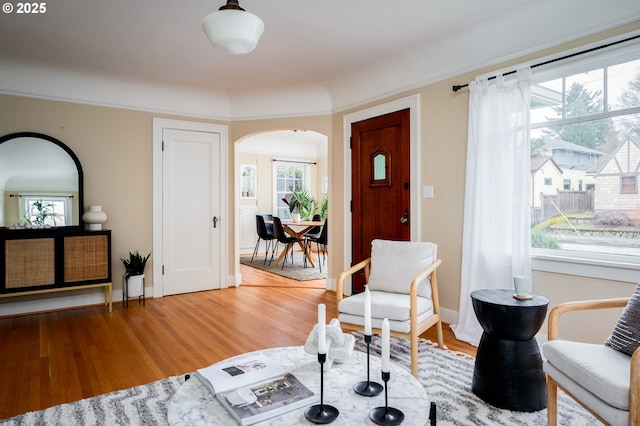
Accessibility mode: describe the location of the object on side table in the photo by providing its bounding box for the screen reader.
[513,275,533,300]
[543,283,640,426]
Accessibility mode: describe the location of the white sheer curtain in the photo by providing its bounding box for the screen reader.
[452,68,532,346]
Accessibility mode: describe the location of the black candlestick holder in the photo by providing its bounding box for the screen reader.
[305,352,339,424]
[353,334,383,396]
[369,371,404,425]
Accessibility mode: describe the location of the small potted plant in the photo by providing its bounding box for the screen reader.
[121,251,150,298]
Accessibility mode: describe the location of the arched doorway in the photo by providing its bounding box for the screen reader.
[236,129,328,288]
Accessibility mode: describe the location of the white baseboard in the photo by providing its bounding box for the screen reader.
[440,307,459,326]
[0,286,124,317]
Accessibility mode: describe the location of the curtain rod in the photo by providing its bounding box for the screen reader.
[9,194,74,198]
[273,159,317,165]
[452,33,640,92]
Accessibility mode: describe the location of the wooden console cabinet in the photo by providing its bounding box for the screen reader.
[0,228,112,311]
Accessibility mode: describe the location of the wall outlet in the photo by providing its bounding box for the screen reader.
[423,185,434,198]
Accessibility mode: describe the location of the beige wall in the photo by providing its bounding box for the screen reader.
[0,94,227,297]
[1,21,639,342]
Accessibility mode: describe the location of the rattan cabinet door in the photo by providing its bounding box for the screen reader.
[5,238,56,289]
[64,235,109,283]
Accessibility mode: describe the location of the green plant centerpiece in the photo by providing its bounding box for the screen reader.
[282,187,318,221]
[121,251,150,300]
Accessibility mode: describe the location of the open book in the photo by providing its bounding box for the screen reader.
[195,355,318,425]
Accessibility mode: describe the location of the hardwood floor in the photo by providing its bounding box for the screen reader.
[0,272,475,419]
[239,258,325,289]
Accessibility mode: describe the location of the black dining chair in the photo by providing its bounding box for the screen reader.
[251,215,276,264]
[306,218,327,272]
[261,213,278,263]
[272,216,304,269]
[304,214,322,239]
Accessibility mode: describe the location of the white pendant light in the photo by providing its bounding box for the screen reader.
[202,0,264,55]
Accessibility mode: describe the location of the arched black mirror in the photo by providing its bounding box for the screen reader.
[0,132,83,228]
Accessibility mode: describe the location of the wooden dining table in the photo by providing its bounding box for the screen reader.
[269,219,324,267]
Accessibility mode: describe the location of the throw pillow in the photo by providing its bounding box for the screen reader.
[366,239,437,298]
[605,282,640,357]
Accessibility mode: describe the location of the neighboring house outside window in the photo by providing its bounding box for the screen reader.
[531,156,563,210]
[529,38,640,280]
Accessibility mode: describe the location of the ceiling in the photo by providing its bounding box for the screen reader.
[1,0,639,119]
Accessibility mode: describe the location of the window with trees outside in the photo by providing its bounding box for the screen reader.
[530,39,640,274]
[274,161,309,218]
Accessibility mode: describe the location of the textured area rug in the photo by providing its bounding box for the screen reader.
[240,251,326,281]
[3,334,598,425]
[1,376,185,426]
[352,332,599,426]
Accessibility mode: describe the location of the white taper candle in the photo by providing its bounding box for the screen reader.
[364,285,372,335]
[381,318,390,373]
[318,303,327,354]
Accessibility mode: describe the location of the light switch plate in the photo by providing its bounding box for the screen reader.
[423,185,434,198]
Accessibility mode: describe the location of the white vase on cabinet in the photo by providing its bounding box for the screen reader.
[83,205,107,231]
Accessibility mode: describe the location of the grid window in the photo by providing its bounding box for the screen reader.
[274,162,308,218]
[621,176,638,194]
[530,42,640,262]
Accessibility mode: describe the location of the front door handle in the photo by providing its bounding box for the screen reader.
[400,209,409,224]
[213,216,219,228]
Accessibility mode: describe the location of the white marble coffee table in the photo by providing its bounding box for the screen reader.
[168,346,429,425]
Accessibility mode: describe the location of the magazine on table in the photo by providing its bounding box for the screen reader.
[195,355,317,424]
[195,355,286,395]
[217,372,317,425]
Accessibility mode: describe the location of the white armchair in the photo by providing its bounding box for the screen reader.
[336,239,446,377]
[543,294,640,426]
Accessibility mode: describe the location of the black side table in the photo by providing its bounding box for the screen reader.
[470,288,549,412]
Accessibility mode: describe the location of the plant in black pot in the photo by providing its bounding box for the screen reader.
[121,251,150,300]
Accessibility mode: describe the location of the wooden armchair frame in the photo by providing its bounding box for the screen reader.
[336,257,446,377]
[546,297,640,426]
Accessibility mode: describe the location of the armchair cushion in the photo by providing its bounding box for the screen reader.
[338,291,435,334]
[605,282,640,357]
[367,239,437,298]
[543,340,631,411]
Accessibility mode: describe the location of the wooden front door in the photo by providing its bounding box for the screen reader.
[351,108,411,293]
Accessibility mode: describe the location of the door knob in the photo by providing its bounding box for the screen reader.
[213,217,219,228]
[400,209,409,224]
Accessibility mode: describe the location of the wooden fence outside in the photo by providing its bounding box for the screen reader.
[532,190,594,224]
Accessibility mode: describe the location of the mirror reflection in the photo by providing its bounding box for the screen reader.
[0,134,82,228]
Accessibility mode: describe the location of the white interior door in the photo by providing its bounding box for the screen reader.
[162,128,221,295]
